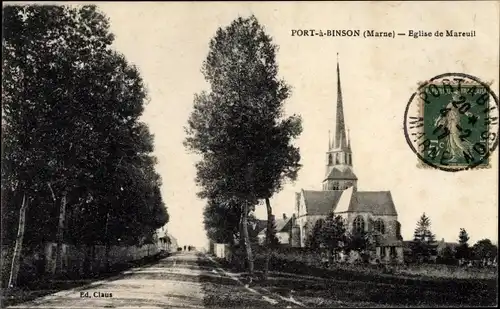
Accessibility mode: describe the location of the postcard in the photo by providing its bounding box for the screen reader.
[2,1,498,308]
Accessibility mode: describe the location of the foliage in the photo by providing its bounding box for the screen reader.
[266,215,280,248]
[455,228,471,260]
[438,246,457,265]
[306,219,325,250]
[346,230,375,253]
[203,197,241,245]
[184,14,302,199]
[310,213,347,254]
[472,239,498,261]
[410,213,438,261]
[2,5,168,248]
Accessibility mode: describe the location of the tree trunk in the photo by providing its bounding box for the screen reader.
[237,217,245,270]
[104,212,110,271]
[83,244,92,276]
[55,191,67,276]
[241,201,254,276]
[263,197,273,280]
[8,194,28,288]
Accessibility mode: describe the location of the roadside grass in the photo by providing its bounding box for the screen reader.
[393,263,497,280]
[211,250,498,307]
[196,253,278,308]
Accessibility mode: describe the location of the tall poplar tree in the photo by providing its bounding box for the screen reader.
[185,15,301,279]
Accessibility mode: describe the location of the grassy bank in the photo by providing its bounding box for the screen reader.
[213,250,498,307]
[255,248,497,280]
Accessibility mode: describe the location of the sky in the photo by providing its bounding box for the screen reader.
[52,2,498,248]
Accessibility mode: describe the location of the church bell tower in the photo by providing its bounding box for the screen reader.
[322,55,357,191]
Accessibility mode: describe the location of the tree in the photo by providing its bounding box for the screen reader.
[472,239,497,263]
[438,245,456,265]
[455,228,471,261]
[247,212,262,246]
[317,213,347,263]
[347,230,370,253]
[2,5,168,278]
[191,153,260,274]
[410,213,438,262]
[306,219,325,250]
[203,197,241,245]
[265,215,280,248]
[184,15,302,279]
[8,195,28,288]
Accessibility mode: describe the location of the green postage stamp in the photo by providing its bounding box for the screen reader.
[404,73,499,172]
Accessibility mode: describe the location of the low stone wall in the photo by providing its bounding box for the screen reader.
[213,243,232,260]
[2,242,161,286]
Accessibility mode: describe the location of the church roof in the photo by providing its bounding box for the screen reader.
[324,165,358,181]
[275,217,292,232]
[350,191,398,216]
[301,189,397,216]
[302,190,344,215]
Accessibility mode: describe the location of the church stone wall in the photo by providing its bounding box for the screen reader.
[298,215,325,247]
[344,213,399,238]
[291,226,301,247]
[384,218,401,239]
[295,192,301,215]
[305,215,325,230]
[345,212,372,233]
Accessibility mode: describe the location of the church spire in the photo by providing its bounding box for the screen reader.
[347,127,351,149]
[322,54,357,191]
[334,53,348,150]
[328,130,331,149]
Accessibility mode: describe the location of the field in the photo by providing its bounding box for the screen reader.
[267,250,497,280]
[217,248,498,307]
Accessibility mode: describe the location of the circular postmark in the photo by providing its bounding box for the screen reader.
[404,73,499,172]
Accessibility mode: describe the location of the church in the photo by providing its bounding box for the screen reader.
[291,58,404,263]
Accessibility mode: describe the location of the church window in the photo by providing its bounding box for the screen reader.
[374,219,385,234]
[380,246,386,258]
[353,216,365,233]
[335,155,340,164]
[390,246,397,258]
[328,154,333,165]
[395,221,402,239]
